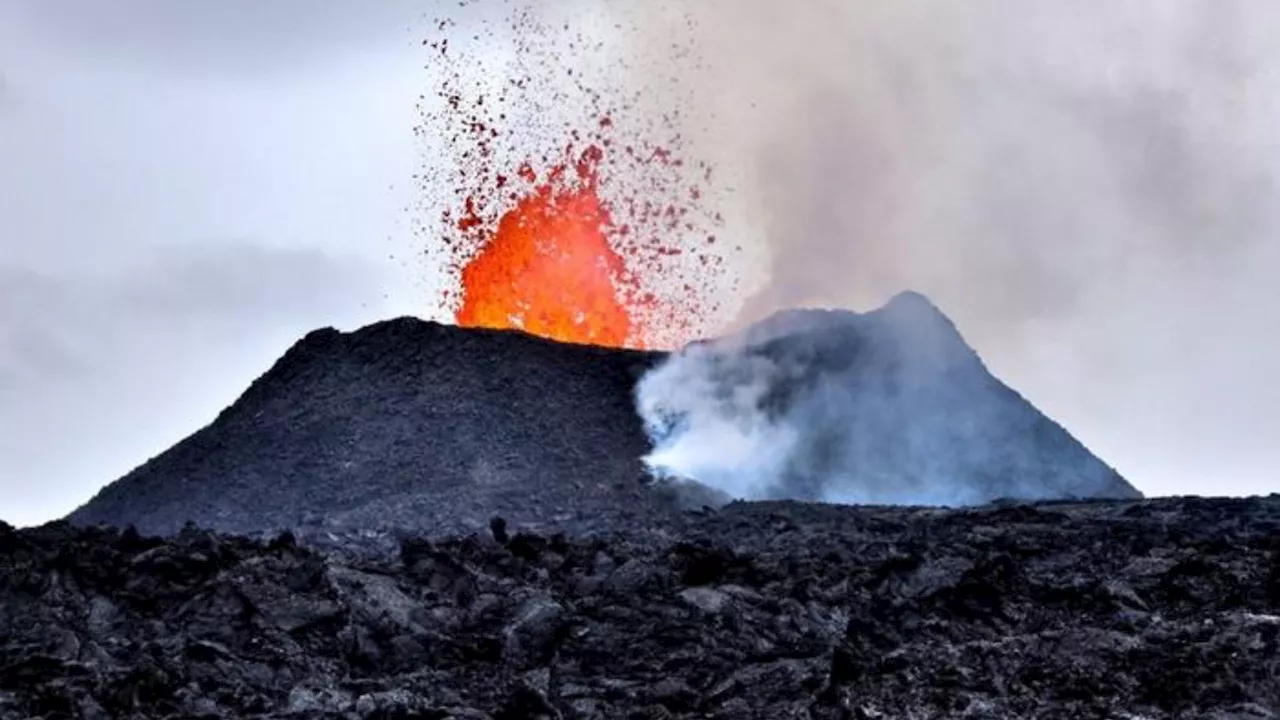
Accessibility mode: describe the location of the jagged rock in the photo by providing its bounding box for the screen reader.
[8,294,1205,718]
[677,587,730,614]
[3,496,1277,718]
[502,596,568,669]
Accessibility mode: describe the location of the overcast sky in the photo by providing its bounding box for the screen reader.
[1,1,1276,528]
[0,1,437,526]
[618,0,1280,505]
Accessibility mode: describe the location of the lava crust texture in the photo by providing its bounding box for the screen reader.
[3,496,1278,719]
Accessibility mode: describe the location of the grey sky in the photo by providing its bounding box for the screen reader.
[618,0,1280,502]
[2,1,1277,527]
[0,0,433,526]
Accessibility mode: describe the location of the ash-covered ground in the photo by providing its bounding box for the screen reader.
[3,497,1278,719]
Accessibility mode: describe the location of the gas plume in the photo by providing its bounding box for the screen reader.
[635,292,1141,506]
[612,0,1280,495]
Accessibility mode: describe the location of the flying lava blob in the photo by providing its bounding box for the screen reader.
[454,147,636,347]
[415,7,736,351]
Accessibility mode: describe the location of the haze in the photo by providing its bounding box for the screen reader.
[2,1,1276,527]
[616,0,1280,504]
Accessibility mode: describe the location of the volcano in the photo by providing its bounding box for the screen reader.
[638,291,1141,506]
[18,295,1280,720]
[66,292,1137,542]
[66,319,666,542]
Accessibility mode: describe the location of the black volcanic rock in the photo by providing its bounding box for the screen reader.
[4,496,1278,719]
[67,319,666,539]
[67,293,1137,541]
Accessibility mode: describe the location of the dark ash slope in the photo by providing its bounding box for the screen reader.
[5,496,1278,719]
[66,320,663,538]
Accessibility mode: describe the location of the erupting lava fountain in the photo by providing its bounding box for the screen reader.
[454,144,636,348]
[415,9,735,350]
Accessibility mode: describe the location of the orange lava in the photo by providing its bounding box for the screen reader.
[455,149,638,348]
[420,11,731,349]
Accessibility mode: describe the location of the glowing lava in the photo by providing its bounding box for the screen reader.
[419,9,733,350]
[455,148,638,348]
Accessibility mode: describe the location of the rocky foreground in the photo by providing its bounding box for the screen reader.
[3,496,1278,719]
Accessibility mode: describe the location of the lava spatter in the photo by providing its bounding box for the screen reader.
[455,146,635,347]
[415,6,734,350]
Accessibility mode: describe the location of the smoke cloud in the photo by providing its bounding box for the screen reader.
[635,292,1140,507]
[612,0,1280,497]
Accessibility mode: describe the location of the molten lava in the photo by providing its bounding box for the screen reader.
[421,10,731,350]
[455,149,638,348]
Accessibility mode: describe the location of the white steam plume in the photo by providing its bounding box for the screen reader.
[635,293,1141,507]
[608,0,1280,497]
